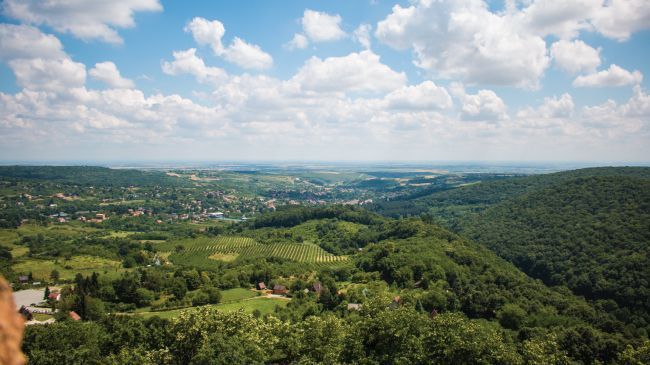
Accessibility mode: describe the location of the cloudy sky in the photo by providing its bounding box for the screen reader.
[0,0,649,162]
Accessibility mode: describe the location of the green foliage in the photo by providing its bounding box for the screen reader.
[461,175,650,333]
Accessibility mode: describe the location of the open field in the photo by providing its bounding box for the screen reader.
[139,297,287,319]
[220,287,259,303]
[12,255,125,281]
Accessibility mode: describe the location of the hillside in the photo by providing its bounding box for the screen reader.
[370,167,650,223]
[459,175,650,334]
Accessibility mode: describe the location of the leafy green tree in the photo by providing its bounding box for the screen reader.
[23,321,105,365]
[498,304,527,330]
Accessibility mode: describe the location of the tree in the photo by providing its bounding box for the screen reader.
[169,277,188,300]
[50,270,60,281]
[498,304,527,330]
[44,286,50,300]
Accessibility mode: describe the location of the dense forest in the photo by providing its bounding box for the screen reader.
[460,175,650,336]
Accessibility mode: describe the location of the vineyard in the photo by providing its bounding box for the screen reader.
[166,236,350,270]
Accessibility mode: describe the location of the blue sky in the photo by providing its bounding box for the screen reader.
[0,0,649,162]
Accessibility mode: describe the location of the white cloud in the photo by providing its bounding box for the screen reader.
[301,9,346,42]
[591,0,650,41]
[519,0,600,39]
[518,93,574,120]
[184,17,226,54]
[620,85,650,117]
[384,81,452,110]
[0,24,65,60]
[161,48,227,84]
[89,62,135,89]
[285,33,308,50]
[550,39,600,74]
[0,24,86,93]
[450,83,507,121]
[291,50,406,94]
[375,0,549,89]
[573,64,643,87]
[184,17,273,70]
[539,93,575,118]
[222,37,273,70]
[353,24,372,49]
[581,86,649,132]
[2,0,162,44]
[9,58,86,93]
[517,0,650,41]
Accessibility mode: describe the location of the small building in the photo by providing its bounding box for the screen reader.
[257,282,267,290]
[208,212,224,219]
[347,303,362,311]
[95,213,106,220]
[69,311,81,321]
[48,292,61,301]
[272,284,288,295]
[18,276,29,283]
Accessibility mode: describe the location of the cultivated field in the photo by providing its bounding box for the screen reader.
[165,236,350,270]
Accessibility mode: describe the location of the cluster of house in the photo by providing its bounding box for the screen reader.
[127,208,151,217]
[77,213,107,223]
[256,281,326,297]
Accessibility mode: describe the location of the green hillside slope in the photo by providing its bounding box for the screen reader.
[460,175,650,334]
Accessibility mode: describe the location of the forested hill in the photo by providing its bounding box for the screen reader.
[0,166,186,187]
[369,167,650,221]
[459,174,650,333]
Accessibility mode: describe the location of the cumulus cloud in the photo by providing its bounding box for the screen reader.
[550,39,601,74]
[384,81,452,110]
[518,93,575,120]
[353,24,372,49]
[291,50,406,94]
[591,0,650,41]
[0,24,86,93]
[518,0,600,39]
[1,0,162,44]
[581,86,649,133]
[184,17,225,54]
[517,0,650,41]
[286,9,347,50]
[375,0,549,89]
[573,64,643,87]
[450,83,507,121]
[89,62,134,89]
[0,24,65,60]
[285,33,308,50]
[184,17,272,70]
[9,58,86,93]
[161,48,227,84]
[302,9,346,42]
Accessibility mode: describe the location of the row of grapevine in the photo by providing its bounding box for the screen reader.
[166,236,350,268]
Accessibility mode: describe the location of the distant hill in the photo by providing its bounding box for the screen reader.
[370,167,650,221]
[0,166,186,187]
